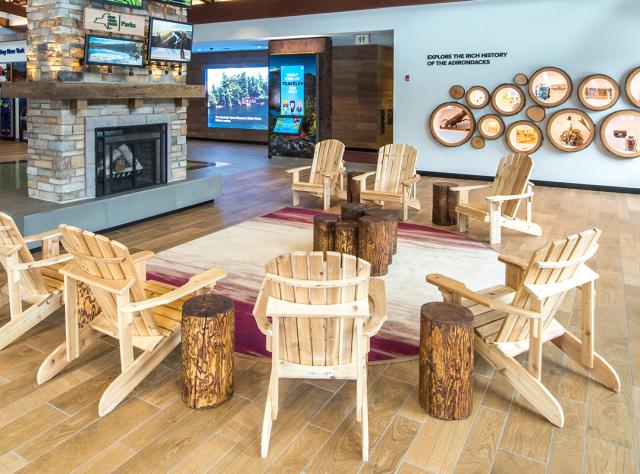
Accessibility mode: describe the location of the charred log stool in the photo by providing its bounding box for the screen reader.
[341,202,375,221]
[419,302,473,420]
[432,182,459,226]
[334,220,359,256]
[346,171,362,203]
[182,294,235,409]
[358,215,391,276]
[313,215,339,252]
[365,208,399,257]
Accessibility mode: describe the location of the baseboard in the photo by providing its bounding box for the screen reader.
[417,170,640,194]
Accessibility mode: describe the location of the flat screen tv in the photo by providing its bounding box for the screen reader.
[84,34,145,67]
[148,18,193,63]
[206,66,268,130]
[153,0,192,8]
[104,0,143,9]
[273,116,303,135]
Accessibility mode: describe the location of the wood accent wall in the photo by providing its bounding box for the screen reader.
[186,50,269,142]
[331,45,393,150]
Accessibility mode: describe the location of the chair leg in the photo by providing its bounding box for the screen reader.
[323,186,331,211]
[361,376,369,462]
[458,213,469,233]
[356,373,363,423]
[37,326,102,384]
[292,190,300,207]
[261,384,274,458]
[402,198,409,222]
[489,209,501,245]
[0,294,63,351]
[552,332,621,393]
[98,329,181,416]
[270,372,279,420]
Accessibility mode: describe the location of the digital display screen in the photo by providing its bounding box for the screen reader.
[273,116,303,135]
[206,66,268,130]
[105,0,143,9]
[148,18,193,63]
[280,65,304,116]
[84,35,144,67]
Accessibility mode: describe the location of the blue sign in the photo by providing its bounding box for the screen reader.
[280,65,304,116]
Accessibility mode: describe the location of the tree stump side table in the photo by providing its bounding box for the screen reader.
[341,202,375,221]
[432,182,459,226]
[182,294,235,409]
[419,302,473,420]
[358,215,391,276]
[346,171,362,203]
[365,208,399,256]
[335,220,359,256]
[313,215,340,252]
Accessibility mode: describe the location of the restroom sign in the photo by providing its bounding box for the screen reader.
[84,7,146,37]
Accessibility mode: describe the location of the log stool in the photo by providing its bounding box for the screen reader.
[341,202,374,221]
[346,171,362,203]
[181,294,235,409]
[335,220,359,256]
[432,182,459,226]
[365,208,399,256]
[358,215,391,276]
[313,215,339,252]
[419,302,473,420]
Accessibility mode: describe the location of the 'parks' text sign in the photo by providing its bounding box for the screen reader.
[84,7,146,37]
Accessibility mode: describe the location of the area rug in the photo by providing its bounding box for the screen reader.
[147,207,504,362]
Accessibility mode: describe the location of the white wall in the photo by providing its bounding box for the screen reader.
[194,0,640,188]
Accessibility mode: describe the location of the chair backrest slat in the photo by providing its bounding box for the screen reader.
[309,139,346,185]
[496,229,601,342]
[373,144,418,194]
[491,154,534,219]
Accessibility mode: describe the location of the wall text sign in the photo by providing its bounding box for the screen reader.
[0,41,26,62]
[84,7,146,37]
[427,52,508,67]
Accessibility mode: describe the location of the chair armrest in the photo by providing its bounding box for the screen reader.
[486,192,534,203]
[130,251,155,264]
[449,184,492,192]
[426,273,543,318]
[498,254,529,272]
[9,253,73,271]
[120,268,227,313]
[23,229,63,244]
[0,244,21,257]
[401,175,421,186]
[285,166,311,174]
[525,266,599,300]
[364,278,387,336]
[352,171,376,182]
[252,280,272,336]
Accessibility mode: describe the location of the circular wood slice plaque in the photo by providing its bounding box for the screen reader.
[526,106,546,122]
[471,136,485,149]
[449,85,466,100]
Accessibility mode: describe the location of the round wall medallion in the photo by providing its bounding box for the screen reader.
[449,85,466,100]
[546,109,595,152]
[578,74,619,111]
[625,67,640,107]
[471,136,486,149]
[513,73,529,86]
[477,114,505,140]
[465,86,490,109]
[526,106,546,122]
[600,109,640,158]
[429,102,476,147]
[491,84,526,116]
[505,120,543,154]
[528,67,573,107]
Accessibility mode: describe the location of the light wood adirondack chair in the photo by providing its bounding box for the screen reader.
[426,229,620,427]
[286,139,346,211]
[252,251,387,461]
[454,153,542,245]
[37,225,227,416]
[353,144,421,221]
[0,212,73,350]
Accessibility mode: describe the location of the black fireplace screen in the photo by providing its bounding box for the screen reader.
[95,123,168,197]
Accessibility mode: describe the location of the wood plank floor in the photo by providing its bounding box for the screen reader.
[0,141,638,473]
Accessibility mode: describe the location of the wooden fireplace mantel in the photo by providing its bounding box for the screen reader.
[0,81,205,100]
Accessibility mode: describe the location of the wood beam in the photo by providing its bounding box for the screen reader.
[189,0,469,24]
[0,2,26,18]
[0,82,206,99]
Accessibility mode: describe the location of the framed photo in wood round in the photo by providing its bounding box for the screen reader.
[578,74,619,111]
[546,109,595,152]
[506,121,543,154]
[449,85,465,100]
[600,109,640,158]
[491,84,525,116]
[429,102,475,147]
[465,86,490,109]
[477,114,505,140]
[528,67,573,107]
[513,73,528,86]
[625,67,640,107]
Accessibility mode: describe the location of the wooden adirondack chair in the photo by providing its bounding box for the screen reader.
[0,212,73,351]
[253,251,387,461]
[426,229,620,427]
[353,144,421,221]
[37,225,227,416]
[286,139,346,211]
[454,153,542,245]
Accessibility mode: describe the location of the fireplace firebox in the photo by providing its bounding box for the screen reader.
[95,124,168,197]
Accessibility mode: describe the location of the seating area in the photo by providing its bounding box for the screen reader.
[0,0,637,472]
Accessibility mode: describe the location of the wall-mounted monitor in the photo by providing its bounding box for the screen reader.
[84,34,145,68]
[104,0,143,9]
[148,18,193,63]
[273,116,302,135]
[206,66,268,130]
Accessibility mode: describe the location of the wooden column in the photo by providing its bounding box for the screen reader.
[419,302,473,420]
[358,215,390,276]
[346,171,362,203]
[341,202,374,221]
[181,294,235,409]
[335,220,359,256]
[365,208,398,256]
[313,215,339,252]
[432,182,458,226]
